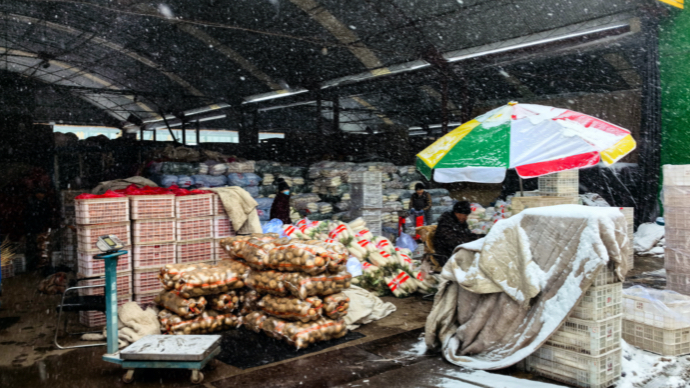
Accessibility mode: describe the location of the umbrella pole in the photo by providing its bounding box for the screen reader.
[519,177,525,197]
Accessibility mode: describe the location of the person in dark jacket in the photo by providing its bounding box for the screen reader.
[433,201,478,265]
[409,183,432,225]
[270,180,292,224]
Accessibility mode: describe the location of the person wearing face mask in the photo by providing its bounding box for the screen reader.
[270,179,292,225]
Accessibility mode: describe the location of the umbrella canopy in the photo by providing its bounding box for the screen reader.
[416,102,636,183]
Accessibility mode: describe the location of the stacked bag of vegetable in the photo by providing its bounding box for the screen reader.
[282,218,439,298]
[466,200,513,235]
[218,232,352,349]
[156,260,247,334]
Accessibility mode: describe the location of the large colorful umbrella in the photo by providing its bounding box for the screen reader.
[416,102,636,183]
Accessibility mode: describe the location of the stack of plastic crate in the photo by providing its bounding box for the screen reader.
[213,195,235,262]
[176,193,215,265]
[618,207,634,270]
[13,254,26,274]
[538,170,579,197]
[1,260,14,279]
[350,171,383,236]
[663,165,690,296]
[622,287,690,356]
[130,194,176,308]
[525,265,623,388]
[75,195,132,327]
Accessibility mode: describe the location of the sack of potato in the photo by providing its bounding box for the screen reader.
[245,269,289,296]
[208,290,243,313]
[218,236,251,259]
[257,294,323,322]
[284,270,352,299]
[171,260,249,298]
[159,262,215,290]
[264,243,341,275]
[155,290,207,319]
[261,315,348,349]
[161,310,242,335]
[158,309,184,332]
[239,289,262,315]
[305,239,349,273]
[322,293,349,320]
[243,311,268,333]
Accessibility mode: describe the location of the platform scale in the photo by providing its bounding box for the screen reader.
[95,235,221,384]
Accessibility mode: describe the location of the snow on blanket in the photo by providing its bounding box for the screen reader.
[425,205,630,370]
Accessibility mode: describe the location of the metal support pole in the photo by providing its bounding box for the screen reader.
[153,128,156,142]
[139,126,144,141]
[316,91,322,133]
[196,120,200,145]
[333,98,340,133]
[181,120,186,146]
[104,254,119,354]
[519,177,525,197]
[441,75,449,135]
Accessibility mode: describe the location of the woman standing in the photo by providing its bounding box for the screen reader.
[270,179,292,225]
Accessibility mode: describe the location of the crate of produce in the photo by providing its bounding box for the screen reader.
[75,197,129,225]
[78,272,132,297]
[213,215,235,239]
[175,193,214,219]
[538,170,579,197]
[623,286,690,330]
[129,194,176,219]
[511,196,580,214]
[77,222,130,252]
[214,194,227,216]
[176,217,214,242]
[1,262,14,279]
[79,294,131,327]
[176,239,214,264]
[525,345,621,388]
[133,268,164,294]
[622,319,690,356]
[570,283,622,321]
[348,171,382,184]
[663,164,690,186]
[77,247,132,277]
[546,315,622,357]
[132,242,176,269]
[132,218,176,244]
[134,291,159,309]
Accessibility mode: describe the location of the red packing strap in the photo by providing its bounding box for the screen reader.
[284,225,297,235]
[388,272,410,291]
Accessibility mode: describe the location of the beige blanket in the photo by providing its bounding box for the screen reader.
[425,205,630,370]
[91,176,158,194]
[209,186,262,234]
[342,286,397,330]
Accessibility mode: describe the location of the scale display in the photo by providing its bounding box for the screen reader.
[96,235,125,252]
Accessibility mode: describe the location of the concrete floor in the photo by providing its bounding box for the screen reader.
[0,254,665,387]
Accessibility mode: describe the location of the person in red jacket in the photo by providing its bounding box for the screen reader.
[270,179,292,225]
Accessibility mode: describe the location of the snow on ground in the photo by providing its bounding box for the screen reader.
[619,340,690,388]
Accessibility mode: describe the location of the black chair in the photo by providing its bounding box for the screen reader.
[54,276,107,349]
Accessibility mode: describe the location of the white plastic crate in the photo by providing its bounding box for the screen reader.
[133,268,164,294]
[622,320,690,356]
[132,242,176,269]
[570,283,622,321]
[663,187,690,208]
[75,197,129,225]
[623,287,690,330]
[348,171,382,184]
[132,218,176,244]
[175,194,214,219]
[12,255,26,274]
[176,217,214,242]
[134,291,159,309]
[78,272,132,296]
[351,184,383,209]
[666,272,690,296]
[1,263,14,279]
[129,194,175,219]
[79,294,131,328]
[214,194,227,216]
[664,207,690,229]
[525,345,621,388]
[213,215,235,238]
[77,247,132,277]
[176,239,214,264]
[665,248,690,275]
[665,228,690,251]
[77,222,130,252]
[663,164,690,186]
[539,170,579,197]
[590,264,619,287]
[546,315,622,356]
